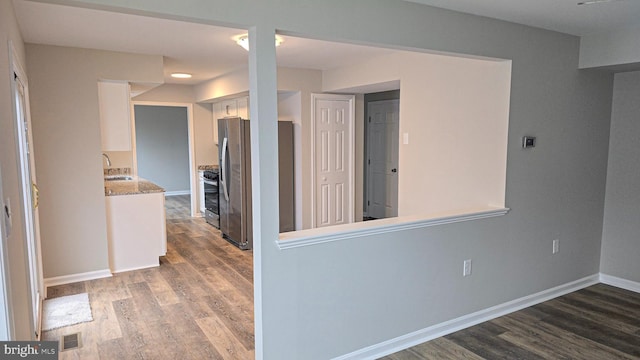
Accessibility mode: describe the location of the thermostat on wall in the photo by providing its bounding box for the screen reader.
[522,136,536,149]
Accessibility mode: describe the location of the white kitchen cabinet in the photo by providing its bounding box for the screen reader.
[213,96,249,145]
[98,81,132,151]
[199,170,206,215]
[105,192,166,273]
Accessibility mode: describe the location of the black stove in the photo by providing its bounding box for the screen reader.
[203,169,219,228]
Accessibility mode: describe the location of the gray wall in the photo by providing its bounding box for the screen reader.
[0,0,33,340]
[134,105,190,193]
[23,0,615,358]
[133,84,217,168]
[601,70,640,281]
[580,24,640,69]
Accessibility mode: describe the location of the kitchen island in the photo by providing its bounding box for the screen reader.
[104,176,166,273]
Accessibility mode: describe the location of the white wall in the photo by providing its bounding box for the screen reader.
[323,51,511,216]
[579,24,640,70]
[278,68,324,229]
[26,44,164,279]
[0,0,34,340]
[195,68,250,102]
[25,1,615,359]
[601,70,640,281]
[101,150,134,169]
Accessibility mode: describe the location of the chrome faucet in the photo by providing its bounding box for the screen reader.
[102,153,111,167]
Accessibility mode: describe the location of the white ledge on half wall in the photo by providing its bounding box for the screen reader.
[277,206,510,250]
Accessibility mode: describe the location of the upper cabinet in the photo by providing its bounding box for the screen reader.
[98,81,132,151]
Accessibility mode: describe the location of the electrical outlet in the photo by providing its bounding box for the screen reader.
[552,239,559,254]
[463,259,472,277]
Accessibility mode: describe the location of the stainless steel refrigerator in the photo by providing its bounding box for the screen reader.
[218,117,294,250]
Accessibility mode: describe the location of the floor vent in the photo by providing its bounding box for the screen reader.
[61,332,81,351]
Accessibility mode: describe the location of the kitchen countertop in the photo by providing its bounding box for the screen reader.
[104,176,165,196]
[198,164,219,171]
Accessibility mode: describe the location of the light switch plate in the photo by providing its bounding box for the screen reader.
[522,136,536,149]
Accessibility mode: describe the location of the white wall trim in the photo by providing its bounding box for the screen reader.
[278,207,509,250]
[333,274,599,360]
[43,269,112,297]
[599,273,640,293]
[165,190,190,197]
[111,264,159,275]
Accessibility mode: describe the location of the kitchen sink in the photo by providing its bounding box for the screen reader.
[104,175,133,181]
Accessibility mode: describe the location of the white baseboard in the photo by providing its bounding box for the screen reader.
[334,274,599,360]
[599,273,640,293]
[165,190,190,196]
[44,269,112,298]
[112,263,159,274]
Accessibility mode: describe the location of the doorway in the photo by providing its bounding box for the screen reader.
[364,91,400,220]
[132,102,197,216]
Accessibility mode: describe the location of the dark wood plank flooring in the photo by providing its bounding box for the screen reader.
[382,283,640,360]
[43,195,254,359]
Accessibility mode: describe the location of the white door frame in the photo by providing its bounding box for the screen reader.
[365,99,400,219]
[0,165,13,340]
[10,40,44,339]
[310,93,356,228]
[131,102,197,217]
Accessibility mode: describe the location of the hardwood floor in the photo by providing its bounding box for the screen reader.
[43,195,640,359]
[382,283,640,360]
[43,195,254,359]
[164,194,192,220]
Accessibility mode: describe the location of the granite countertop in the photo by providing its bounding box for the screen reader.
[198,164,219,171]
[104,176,165,196]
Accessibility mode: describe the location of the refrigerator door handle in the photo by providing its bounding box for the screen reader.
[221,136,230,202]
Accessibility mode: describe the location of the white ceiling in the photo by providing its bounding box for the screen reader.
[404,0,640,36]
[14,0,639,87]
[12,0,394,85]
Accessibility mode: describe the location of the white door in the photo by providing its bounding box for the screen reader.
[312,94,355,228]
[366,99,399,219]
[13,68,44,338]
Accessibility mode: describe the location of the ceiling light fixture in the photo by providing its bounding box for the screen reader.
[577,0,621,5]
[171,73,192,79]
[235,34,283,51]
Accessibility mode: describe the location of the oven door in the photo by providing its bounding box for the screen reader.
[204,178,219,228]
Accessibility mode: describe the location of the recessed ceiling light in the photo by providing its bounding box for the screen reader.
[235,34,283,51]
[171,73,192,79]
